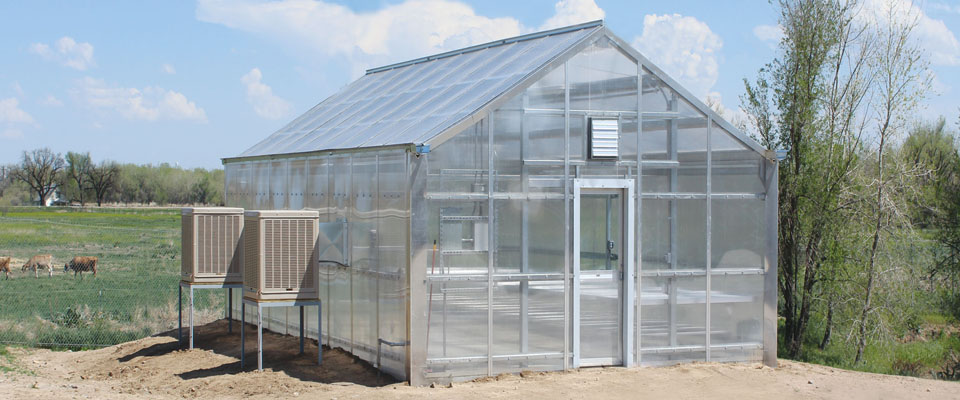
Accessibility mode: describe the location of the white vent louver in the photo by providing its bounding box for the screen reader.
[243,210,319,301]
[181,207,244,284]
[588,118,619,160]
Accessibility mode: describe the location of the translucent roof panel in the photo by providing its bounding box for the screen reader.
[239,23,601,157]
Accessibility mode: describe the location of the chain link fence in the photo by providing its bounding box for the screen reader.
[0,207,225,349]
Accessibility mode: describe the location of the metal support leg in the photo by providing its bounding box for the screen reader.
[318,304,323,366]
[257,303,263,371]
[299,306,304,355]
[228,288,233,334]
[241,301,246,368]
[178,284,182,347]
[189,285,195,349]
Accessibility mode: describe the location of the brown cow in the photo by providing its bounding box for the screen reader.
[22,254,53,278]
[0,257,10,280]
[64,256,98,280]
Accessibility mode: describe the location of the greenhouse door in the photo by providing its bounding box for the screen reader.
[573,179,634,368]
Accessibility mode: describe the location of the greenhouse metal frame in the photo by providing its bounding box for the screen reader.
[222,20,778,386]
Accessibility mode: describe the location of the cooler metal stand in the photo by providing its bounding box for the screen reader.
[240,297,322,371]
[178,281,243,349]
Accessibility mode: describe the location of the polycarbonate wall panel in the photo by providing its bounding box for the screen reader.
[351,154,378,361]
[288,160,306,210]
[378,152,409,377]
[712,122,766,194]
[224,149,410,381]
[712,199,765,270]
[568,36,638,112]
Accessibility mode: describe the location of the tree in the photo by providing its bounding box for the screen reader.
[87,160,119,207]
[65,151,92,206]
[853,1,930,364]
[741,0,869,359]
[11,148,65,207]
[0,164,12,198]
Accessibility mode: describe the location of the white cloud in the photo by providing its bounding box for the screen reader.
[540,0,605,30]
[162,63,176,74]
[931,2,960,14]
[12,82,23,97]
[241,68,293,119]
[632,14,723,99]
[29,36,96,70]
[39,95,63,107]
[72,77,207,122]
[197,0,603,76]
[0,97,34,123]
[753,24,783,47]
[0,97,33,140]
[859,0,960,66]
[2,128,23,139]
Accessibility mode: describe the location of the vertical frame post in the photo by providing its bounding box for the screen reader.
[520,92,530,357]
[486,115,495,377]
[228,288,233,333]
[257,302,263,371]
[189,285,195,349]
[635,62,644,366]
[562,59,571,371]
[623,181,635,367]
[763,160,779,367]
[571,182,581,368]
[241,300,246,368]
[705,117,713,361]
[178,283,182,347]
[300,306,305,354]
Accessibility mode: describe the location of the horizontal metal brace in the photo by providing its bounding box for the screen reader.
[441,249,489,255]
[441,216,488,221]
[427,273,565,282]
[640,343,762,354]
[641,268,765,278]
[426,352,564,365]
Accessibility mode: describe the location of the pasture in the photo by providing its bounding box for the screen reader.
[0,207,224,349]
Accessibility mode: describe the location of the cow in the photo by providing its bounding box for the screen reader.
[64,256,98,280]
[0,257,10,280]
[22,255,53,278]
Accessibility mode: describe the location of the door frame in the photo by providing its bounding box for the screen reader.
[572,178,635,368]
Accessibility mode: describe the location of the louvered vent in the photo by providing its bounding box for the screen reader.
[588,118,619,160]
[181,208,244,284]
[243,210,319,301]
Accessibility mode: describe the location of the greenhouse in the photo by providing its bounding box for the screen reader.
[222,20,778,385]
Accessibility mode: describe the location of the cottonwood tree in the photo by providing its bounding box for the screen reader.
[88,160,119,207]
[11,148,65,207]
[741,0,869,359]
[65,151,92,206]
[854,1,931,363]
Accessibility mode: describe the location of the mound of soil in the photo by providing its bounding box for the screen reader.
[0,320,957,399]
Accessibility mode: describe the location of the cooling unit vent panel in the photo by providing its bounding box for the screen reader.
[262,218,316,290]
[181,207,244,284]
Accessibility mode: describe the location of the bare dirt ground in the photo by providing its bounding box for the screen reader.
[0,320,958,400]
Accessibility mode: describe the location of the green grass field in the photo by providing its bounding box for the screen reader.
[0,207,225,349]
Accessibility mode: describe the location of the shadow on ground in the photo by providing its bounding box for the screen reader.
[112,319,395,387]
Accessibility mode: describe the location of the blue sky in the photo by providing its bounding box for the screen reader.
[1,0,958,169]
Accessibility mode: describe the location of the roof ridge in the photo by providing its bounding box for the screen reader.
[364,19,604,75]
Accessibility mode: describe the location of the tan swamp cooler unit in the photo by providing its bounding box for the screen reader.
[243,210,319,301]
[181,207,244,285]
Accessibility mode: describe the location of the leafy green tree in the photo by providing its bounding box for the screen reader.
[65,151,93,206]
[741,0,868,359]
